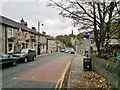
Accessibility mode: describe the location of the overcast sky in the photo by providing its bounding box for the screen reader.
[1,0,79,36]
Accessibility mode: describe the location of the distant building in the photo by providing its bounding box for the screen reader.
[56,40,63,51]
[47,36,56,53]
[77,31,97,55]
[78,31,120,55]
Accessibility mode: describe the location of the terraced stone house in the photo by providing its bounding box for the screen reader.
[0,15,47,55]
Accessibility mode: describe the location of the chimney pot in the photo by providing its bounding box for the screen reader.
[32,27,36,30]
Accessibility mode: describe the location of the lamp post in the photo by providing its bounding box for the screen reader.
[38,21,43,55]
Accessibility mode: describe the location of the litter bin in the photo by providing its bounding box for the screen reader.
[83,57,92,71]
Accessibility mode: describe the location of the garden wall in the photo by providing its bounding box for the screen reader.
[92,57,120,89]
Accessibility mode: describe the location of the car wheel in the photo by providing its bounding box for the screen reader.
[12,60,16,66]
[24,57,28,63]
[32,56,36,61]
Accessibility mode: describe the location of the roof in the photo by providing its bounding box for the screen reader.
[47,36,55,40]
[0,15,20,28]
[0,15,40,35]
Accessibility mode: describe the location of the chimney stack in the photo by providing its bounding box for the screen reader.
[20,18,27,26]
[42,31,46,35]
[32,27,36,30]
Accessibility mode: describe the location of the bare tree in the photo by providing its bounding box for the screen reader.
[48,0,120,58]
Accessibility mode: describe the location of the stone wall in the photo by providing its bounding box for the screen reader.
[92,57,120,89]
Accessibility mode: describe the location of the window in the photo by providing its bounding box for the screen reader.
[7,28,13,38]
[91,39,94,44]
[8,29,12,36]
[21,49,29,53]
[26,43,28,48]
[8,28,13,38]
[8,43,14,53]
[29,50,33,53]
[25,33,30,39]
[9,43,12,51]
[2,54,8,59]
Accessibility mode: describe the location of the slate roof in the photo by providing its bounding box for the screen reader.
[0,15,40,35]
[47,36,55,40]
[0,15,20,28]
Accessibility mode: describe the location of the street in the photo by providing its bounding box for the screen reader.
[0,1,119,89]
[2,52,74,89]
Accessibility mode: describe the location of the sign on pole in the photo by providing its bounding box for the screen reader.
[84,33,89,39]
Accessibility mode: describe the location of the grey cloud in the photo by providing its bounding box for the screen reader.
[1,1,78,36]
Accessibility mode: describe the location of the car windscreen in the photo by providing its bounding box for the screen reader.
[0,54,9,58]
[21,49,29,53]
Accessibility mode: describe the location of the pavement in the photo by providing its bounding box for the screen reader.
[67,53,86,88]
[66,53,112,89]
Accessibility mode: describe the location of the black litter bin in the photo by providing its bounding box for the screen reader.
[83,57,92,71]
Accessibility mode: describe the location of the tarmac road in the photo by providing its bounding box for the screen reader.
[2,52,74,89]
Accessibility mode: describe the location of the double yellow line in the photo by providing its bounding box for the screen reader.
[55,61,71,90]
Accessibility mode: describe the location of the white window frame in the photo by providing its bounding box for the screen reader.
[8,42,14,54]
[7,28,13,38]
[25,32,30,40]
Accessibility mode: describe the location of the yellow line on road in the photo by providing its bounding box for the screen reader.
[55,61,71,89]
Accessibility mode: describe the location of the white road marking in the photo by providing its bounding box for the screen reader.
[13,77,16,80]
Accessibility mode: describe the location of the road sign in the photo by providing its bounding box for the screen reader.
[84,34,89,39]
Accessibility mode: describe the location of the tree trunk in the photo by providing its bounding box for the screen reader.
[93,2,102,57]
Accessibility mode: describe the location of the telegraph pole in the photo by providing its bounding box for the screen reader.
[38,21,40,55]
[37,21,43,55]
[38,21,40,33]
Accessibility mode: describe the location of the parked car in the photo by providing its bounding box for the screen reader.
[13,48,36,63]
[0,53,18,67]
[70,48,75,54]
[65,49,70,53]
[60,48,65,52]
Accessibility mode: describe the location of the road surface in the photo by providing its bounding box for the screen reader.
[2,52,74,89]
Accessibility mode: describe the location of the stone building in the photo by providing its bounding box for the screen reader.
[47,36,57,53]
[0,15,47,55]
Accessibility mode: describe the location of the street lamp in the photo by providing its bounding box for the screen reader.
[38,21,43,55]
